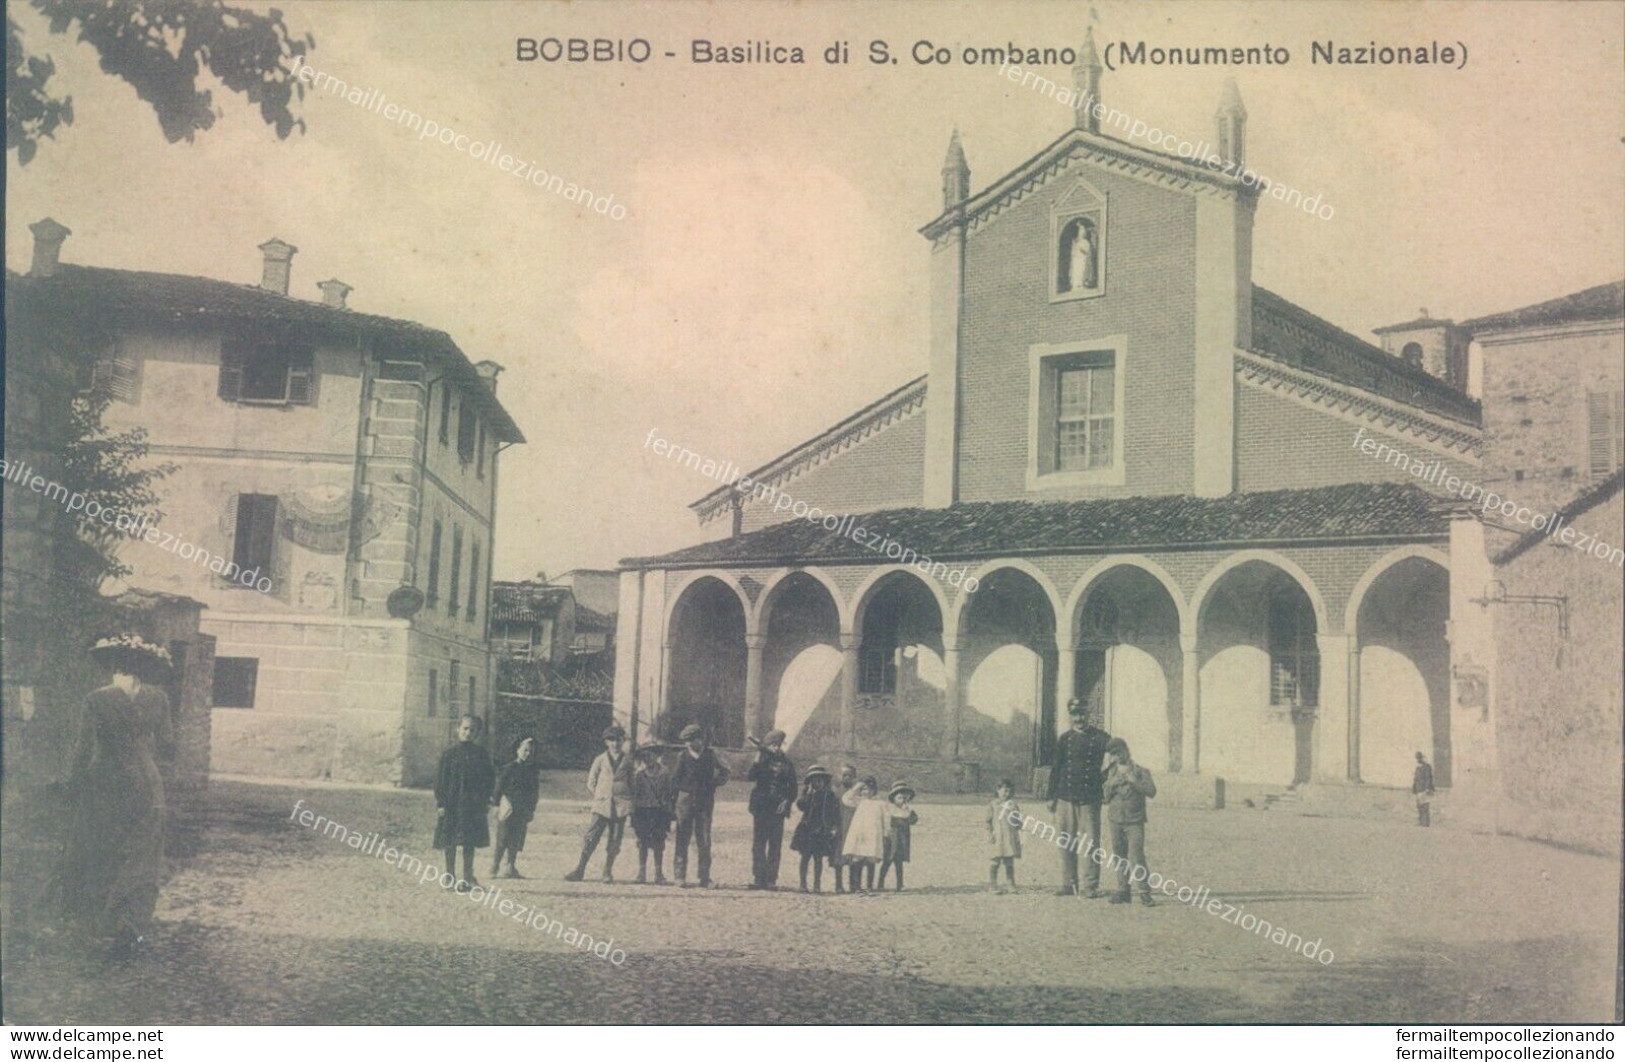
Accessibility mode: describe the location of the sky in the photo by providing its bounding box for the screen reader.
[7,0,1623,580]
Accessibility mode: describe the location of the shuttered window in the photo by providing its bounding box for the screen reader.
[219,339,315,405]
[439,385,452,445]
[476,421,487,479]
[426,520,443,607]
[457,398,477,464]
[1587,390,1625,480]
[468,542,480,622]
[448,526,463,616]
[79,342,140,402]
[231,494,279,584]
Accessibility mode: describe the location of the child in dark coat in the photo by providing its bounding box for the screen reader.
[491,735,543,879]
[790,764,841,892]
[434,715,496,892]
[877,781,919,891]
[630,741,676,884]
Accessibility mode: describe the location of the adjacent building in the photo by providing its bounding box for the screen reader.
[7,221,525,786]
[1444,281,1623,852]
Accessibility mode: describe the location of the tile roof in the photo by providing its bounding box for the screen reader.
[7,264,524,443]
[1462,280,1625,335]
[1492,470,1625,567]
[490,582,572,624]
[1372,315,1456,335]
[625,481,1448,568]
[1251,287,1480,424]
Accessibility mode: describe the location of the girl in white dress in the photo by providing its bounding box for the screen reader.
[839,776,887,894]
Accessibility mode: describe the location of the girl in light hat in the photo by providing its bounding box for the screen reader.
[877,781,919,892]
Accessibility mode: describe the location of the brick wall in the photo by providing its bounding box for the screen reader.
[732,406,927,535]
[958,157,1199,502]
[1235,384,1479,493]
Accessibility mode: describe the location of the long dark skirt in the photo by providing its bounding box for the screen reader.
[58,766,166,941]
[433,803,491,849]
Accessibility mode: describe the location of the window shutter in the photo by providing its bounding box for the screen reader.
[468,542,480,620]
[88,357,113,396]
[1587,390,1613,479]
[1616,391,1624,476]
[286,346,316,405]
[218,339,246,400]
[108,344,140,403]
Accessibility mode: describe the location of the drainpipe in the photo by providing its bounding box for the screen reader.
[628,568,646,744]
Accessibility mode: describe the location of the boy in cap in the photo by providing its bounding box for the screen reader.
[746,729,797,889]
[630,740,675,883]
[1102,737,1157,906]
[671,723,730,887]
[564,724,632,882]
[1047,698,1112,896]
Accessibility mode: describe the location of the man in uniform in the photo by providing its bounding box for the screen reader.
[1047,698,1112,896]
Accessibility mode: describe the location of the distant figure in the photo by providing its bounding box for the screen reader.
[986,779,1023,894]
[790,764,841,893]
[434,714,495,893]
[565,725,632,882]
[1102,737,1157,907]
[57,635,175,961]
[878,781,919,892]
[671,724,730,888]
[491,735,542,879]
[746,729,797,890]
[1412,752,1436,827]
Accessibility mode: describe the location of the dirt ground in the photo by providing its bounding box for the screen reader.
[3,777,1619,1024]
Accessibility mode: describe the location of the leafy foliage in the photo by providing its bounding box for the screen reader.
[7,0,313,164]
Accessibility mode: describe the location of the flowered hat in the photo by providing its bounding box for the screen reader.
[89,634,172,679]
[804,763,831,781]
[888,780,916,802]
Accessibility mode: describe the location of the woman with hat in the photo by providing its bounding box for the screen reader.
[789,764,841,893]
[746,728,797,890]
[877,780,919,892]
[57,634,175,960]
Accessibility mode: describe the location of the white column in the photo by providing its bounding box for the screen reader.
[1180,634,1200,774]
[839,633,860,754]
[1315,633,1352,782]
[744,634,767,739]
[1056,640,1077,725]
[1348,638,1362,783]
[941,641,964,760]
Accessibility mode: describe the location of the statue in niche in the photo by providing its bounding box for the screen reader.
[1059,214,1099,294]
